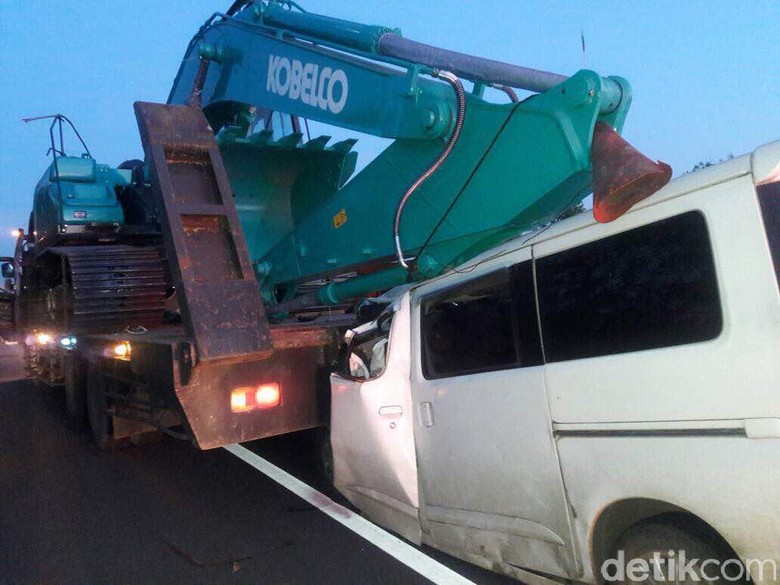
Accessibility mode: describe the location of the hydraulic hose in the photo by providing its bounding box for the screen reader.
[491,83,519,103]
[187,59,211,108]
[393,70,466,270]
[186,0,249,107]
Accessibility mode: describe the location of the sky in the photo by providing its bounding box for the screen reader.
[1,1,778,256]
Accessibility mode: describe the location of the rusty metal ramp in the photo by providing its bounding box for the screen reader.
[134,102,272,362]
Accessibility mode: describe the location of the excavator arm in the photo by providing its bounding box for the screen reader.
[169,9,455,140]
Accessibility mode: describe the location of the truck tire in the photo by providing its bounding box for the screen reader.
[607,517,746,584]
[86,365,119,451]
[63,354,87,431]
[315,426,334,488]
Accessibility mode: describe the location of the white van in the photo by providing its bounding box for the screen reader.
[330,140,780,585]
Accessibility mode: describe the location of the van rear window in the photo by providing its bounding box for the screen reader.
[536,211,722,362]
[758,181,780,289]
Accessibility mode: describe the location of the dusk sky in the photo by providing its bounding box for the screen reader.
[1,1,778,255]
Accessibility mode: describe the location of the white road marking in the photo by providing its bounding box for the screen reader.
[224,444,477,585]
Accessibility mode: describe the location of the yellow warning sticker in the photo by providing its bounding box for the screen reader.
[333,209,348,229]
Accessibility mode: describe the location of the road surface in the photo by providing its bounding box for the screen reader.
[0,378,518,585]
[0,341,24,383]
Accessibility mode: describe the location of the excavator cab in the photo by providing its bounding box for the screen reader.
[31,155,130,251]
[24,115,134,253]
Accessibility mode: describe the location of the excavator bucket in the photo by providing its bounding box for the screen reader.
[591,122,672,223]
[217,131,358,264]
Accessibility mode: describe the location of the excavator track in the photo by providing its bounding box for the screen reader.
[52,245,167,332]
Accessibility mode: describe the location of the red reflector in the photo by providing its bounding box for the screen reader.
[231,383,281,413]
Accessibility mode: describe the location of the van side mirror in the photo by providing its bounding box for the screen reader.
[1,262,14,279]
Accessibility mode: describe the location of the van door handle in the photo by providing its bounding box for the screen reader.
[379,405,403,418]
[419,402,435,428]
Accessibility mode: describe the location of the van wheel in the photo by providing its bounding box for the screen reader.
[63,354,87,431]
[607,518,746,584]
[129,430,164,446]
[86,366,119,451]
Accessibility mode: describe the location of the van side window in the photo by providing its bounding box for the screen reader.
[536,211,722,363]
[510,260,544,367]
[758,181,780,290]
[421,270,516,379]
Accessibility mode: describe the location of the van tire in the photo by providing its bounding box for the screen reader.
[607,518,746,584]
[129,430,164,446]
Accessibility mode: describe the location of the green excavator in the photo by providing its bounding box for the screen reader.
[6,0,670,334]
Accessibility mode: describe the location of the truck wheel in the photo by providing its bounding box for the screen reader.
[86,365,119,451]
[607,517,745,584]
[63,354,87,431]
[315,427,334,488]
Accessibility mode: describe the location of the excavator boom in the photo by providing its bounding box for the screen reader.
[166,1,669,309]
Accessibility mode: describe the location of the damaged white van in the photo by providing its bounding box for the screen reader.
[330,140,780,585]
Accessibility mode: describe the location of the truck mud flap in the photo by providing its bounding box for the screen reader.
[176,345,331,449]
[132,325,339,449]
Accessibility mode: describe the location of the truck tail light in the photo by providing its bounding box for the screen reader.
[113,341,131,358]
[231,383,281,413]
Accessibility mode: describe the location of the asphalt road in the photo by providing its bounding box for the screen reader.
[0,342,24,383]
[0,379,518,585]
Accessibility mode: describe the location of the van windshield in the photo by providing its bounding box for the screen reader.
[344,313,393,380]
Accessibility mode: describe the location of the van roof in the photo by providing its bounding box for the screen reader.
[455,138,780,269]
